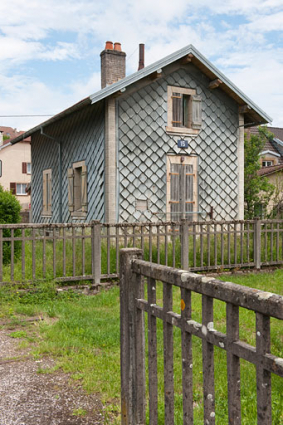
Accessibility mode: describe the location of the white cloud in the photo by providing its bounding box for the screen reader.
[0,0,282,129]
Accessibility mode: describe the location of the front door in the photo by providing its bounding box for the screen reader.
[166,156,198,221]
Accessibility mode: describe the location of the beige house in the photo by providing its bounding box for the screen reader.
[258,164,283,217]
[0,128,31,211]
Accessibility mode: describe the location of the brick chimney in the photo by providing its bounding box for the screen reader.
[100,41,126,89]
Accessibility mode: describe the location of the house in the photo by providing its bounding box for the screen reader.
[10,42,271,224]
[246,126,283,168]
[245,126,283,218]
[0,127,31,212]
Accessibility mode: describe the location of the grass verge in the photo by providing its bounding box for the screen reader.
[0,269,282,424]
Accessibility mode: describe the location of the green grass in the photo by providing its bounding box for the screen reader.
[0,270,282,424]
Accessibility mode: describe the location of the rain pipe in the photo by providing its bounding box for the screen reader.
[40,127,63,223]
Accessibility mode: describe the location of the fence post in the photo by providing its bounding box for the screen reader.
[181,219,189,270]
[120,248,144,425]
[91,220,101,284]
[254,219,261,270]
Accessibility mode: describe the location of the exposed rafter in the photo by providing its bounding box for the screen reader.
[209,78,223,89]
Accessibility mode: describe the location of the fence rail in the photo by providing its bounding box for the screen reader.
[120,248,283,424]
[0,219,282,285]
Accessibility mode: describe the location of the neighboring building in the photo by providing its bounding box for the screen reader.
[257,164,283,218]
[0,127,31,211]
[11,42,271,224]
[246,126,283,167]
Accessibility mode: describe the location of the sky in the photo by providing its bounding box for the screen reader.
[0,0,282,131]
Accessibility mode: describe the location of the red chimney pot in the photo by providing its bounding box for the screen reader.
[105,41,113,50]
[114,42,122,51]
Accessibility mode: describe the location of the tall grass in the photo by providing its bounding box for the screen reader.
[0,270,282,423]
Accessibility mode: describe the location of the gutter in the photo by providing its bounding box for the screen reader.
[10,97,91,145]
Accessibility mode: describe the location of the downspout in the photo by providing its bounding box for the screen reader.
[40,127,63,223]
[116,99,120,222]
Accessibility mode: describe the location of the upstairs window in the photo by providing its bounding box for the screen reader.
[262,160,274,167]
[68,161,88,218]
[42,169,52,216]
[22,162,31,174]
[167,86,202,135]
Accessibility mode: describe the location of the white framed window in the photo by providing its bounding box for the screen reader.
[42,169,52,216]
[68,161,88,218]
[16,183,27,195]
[166,86,202,135]
[262,160,273,167]
[27,163,31,174]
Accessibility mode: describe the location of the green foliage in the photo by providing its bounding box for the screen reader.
[3,135,10,141]
[244,126,275,219]
[0,185,21,264]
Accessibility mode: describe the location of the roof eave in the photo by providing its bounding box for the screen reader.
[90,44,272,125]
[11,97,91,145]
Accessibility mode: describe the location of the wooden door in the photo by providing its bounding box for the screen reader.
[167,156,197,221]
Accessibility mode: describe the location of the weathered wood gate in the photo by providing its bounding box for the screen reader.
[120,248,283,424]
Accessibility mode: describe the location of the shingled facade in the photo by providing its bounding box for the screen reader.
[11,43,271,223]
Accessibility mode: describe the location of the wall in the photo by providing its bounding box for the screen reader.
[31,102,105,223]
[0,141,31,210]
[118,64,239,222]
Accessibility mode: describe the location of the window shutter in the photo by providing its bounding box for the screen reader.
[172,92,182,127]
[68,168,74,212]
[191,95,202,129]
[22,162,27,173]
[42,173,47,210]
[47,173,52,211]
[10,182,16,195]
[81,165,88,213]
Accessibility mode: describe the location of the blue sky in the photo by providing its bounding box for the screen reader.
[0,0,282,130]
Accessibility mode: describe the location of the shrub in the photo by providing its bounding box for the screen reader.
[0,185,21,264]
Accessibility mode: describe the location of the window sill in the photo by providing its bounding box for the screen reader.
[71,211,87,219]
[165,126,200,136]
[16,194,28,196]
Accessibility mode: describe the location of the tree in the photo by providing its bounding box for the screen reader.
[244,126,274,219]
[0,185,21,264]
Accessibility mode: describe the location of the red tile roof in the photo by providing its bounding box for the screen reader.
[0,126,30,144]
[258,163,283,176]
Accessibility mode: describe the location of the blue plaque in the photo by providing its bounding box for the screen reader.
[177,139,188,149]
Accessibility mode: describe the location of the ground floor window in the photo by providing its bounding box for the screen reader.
[42,169,52,216]
[166,155,198,221]
[68,161,88,218]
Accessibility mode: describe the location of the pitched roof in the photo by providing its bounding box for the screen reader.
[10,44,272,145]
[258,163,283,177]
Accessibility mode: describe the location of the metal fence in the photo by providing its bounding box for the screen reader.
[120,248,283,424]
[0,219,282,285]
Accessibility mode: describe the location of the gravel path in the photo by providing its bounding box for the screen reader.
[0,326,109,425]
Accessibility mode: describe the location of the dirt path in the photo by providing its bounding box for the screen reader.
[0,326,111,425]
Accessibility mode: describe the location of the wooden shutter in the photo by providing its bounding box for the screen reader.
[81,165,88,213]
[22,162,27,173]
[47,173,52,212]
[68,168,74,212]
[191,95,202,129]
[172,92,182,127]
[42,172,47,211]
[170,163,180,221]
[10,182,16,195]
[185,164,194,221]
